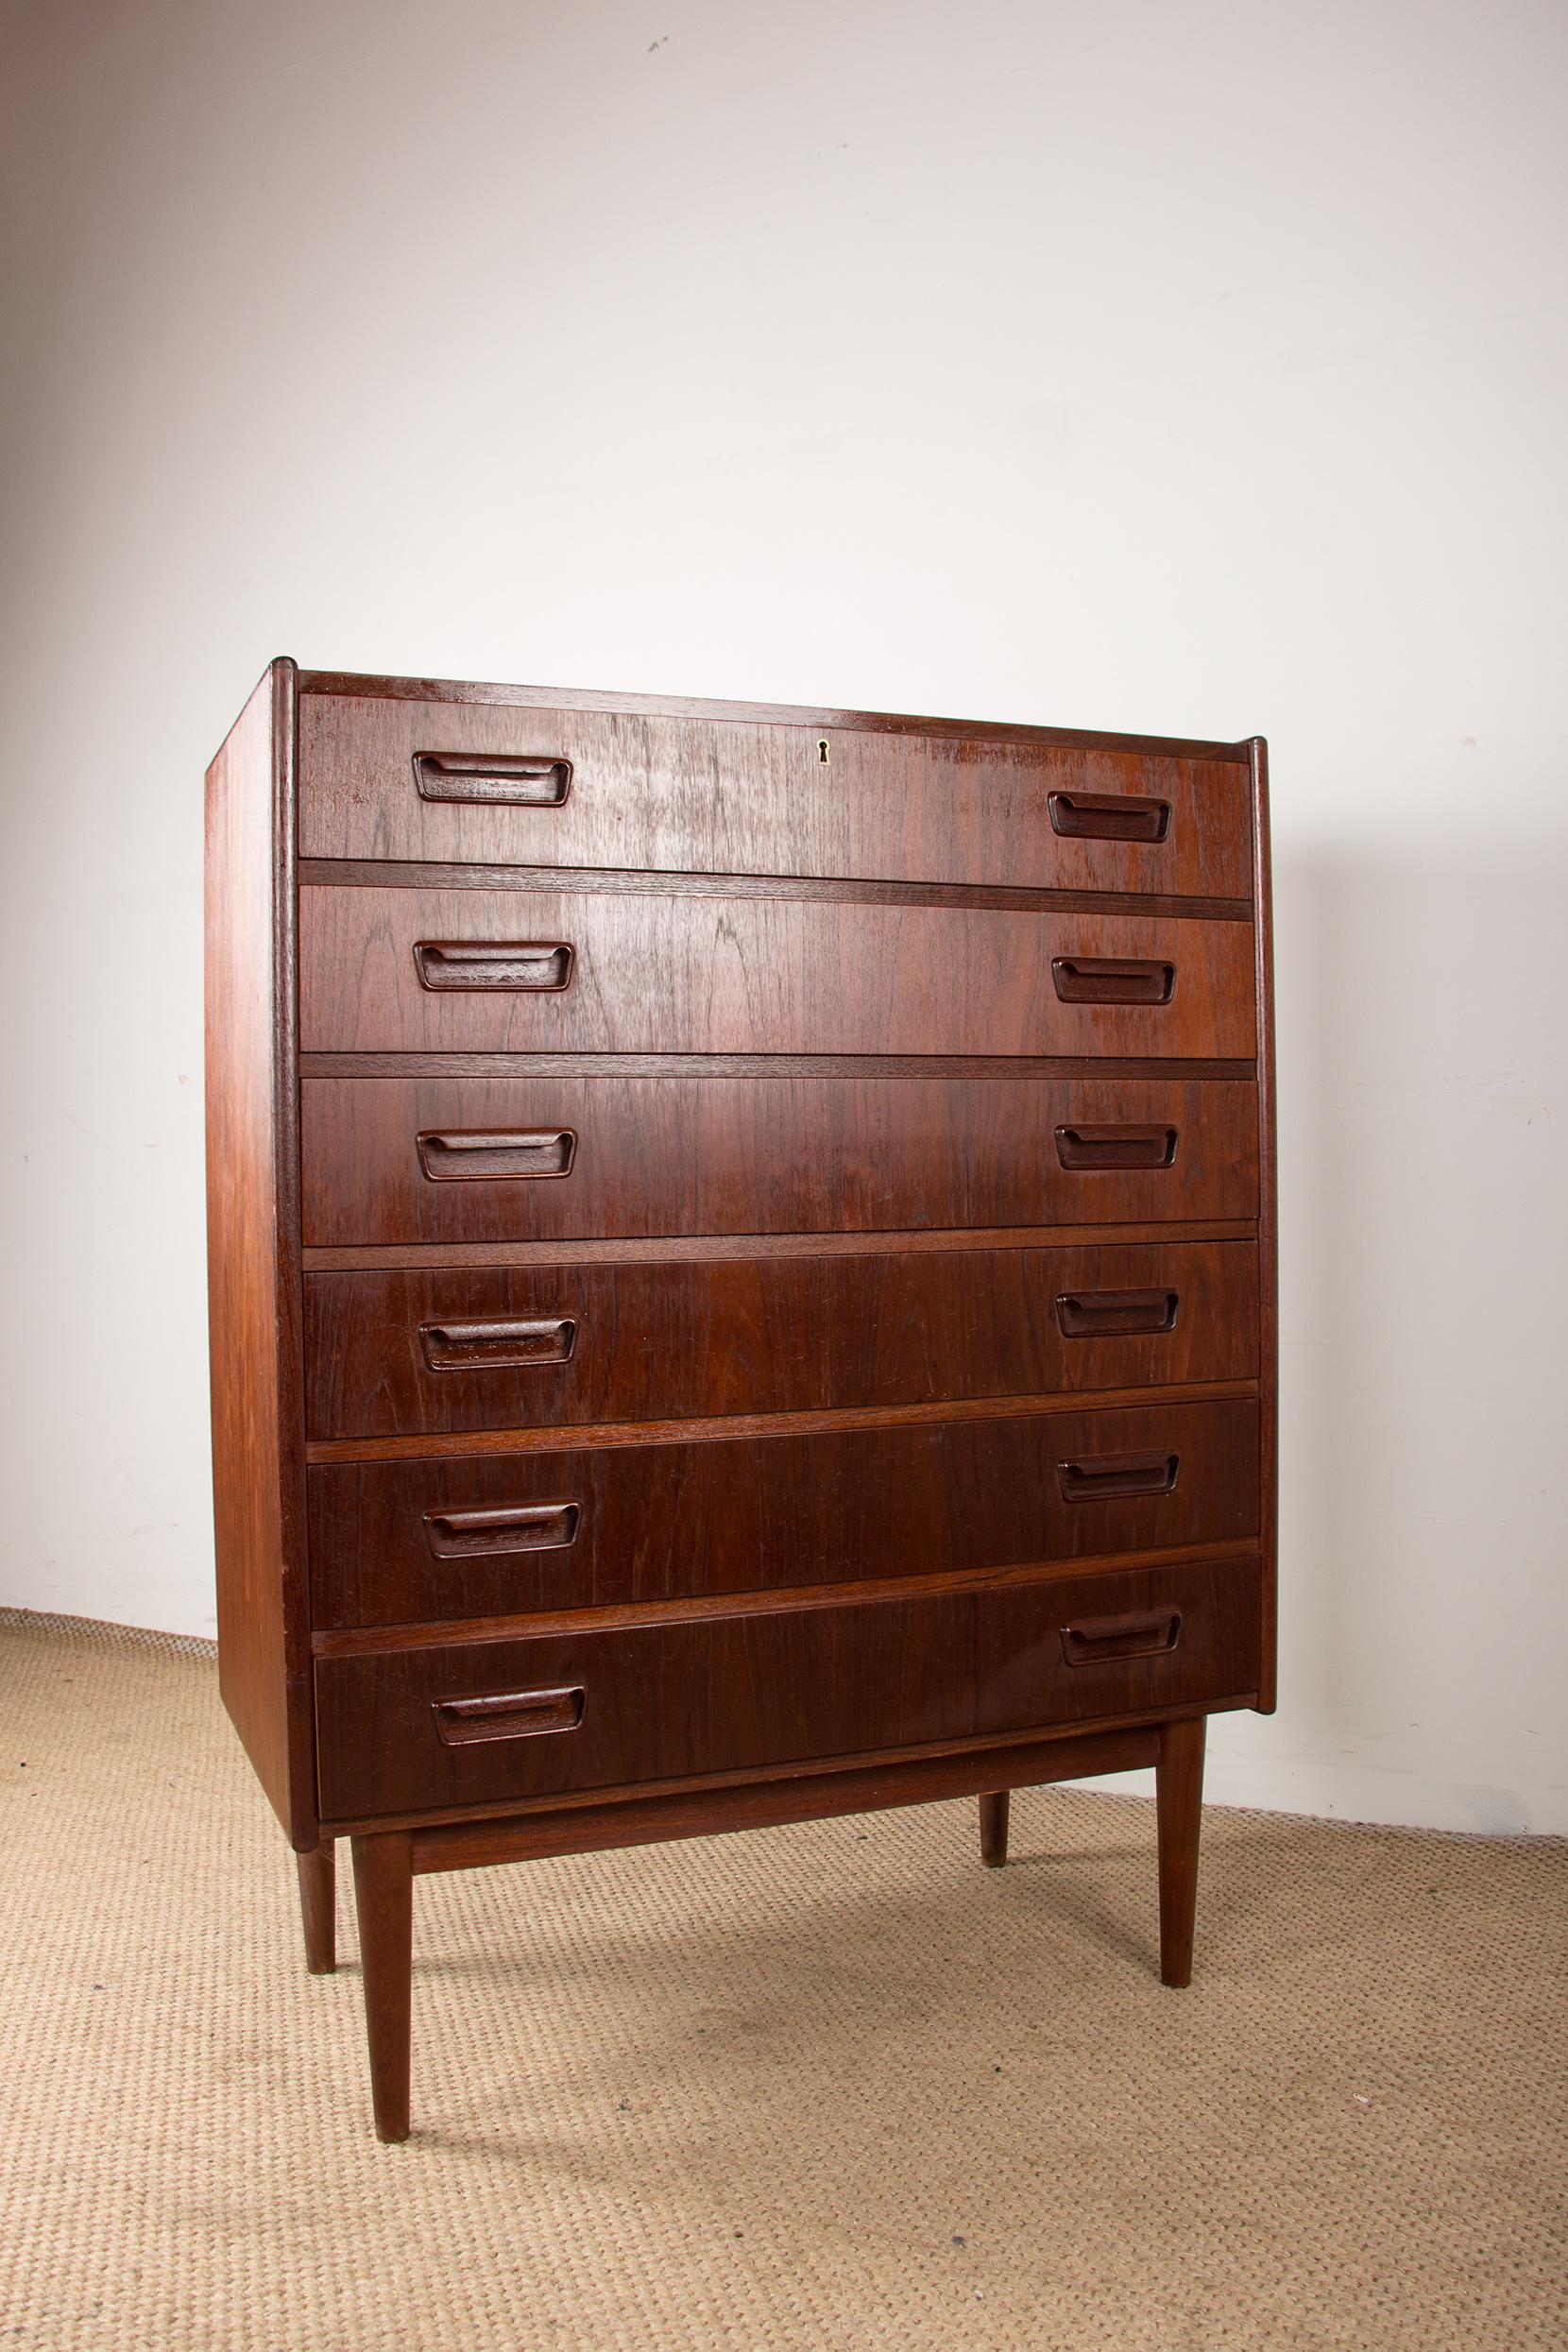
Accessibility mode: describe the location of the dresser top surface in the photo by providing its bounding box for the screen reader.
[287,660,1257,766]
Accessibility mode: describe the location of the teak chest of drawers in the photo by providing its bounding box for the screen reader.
[205,660,1276,2141]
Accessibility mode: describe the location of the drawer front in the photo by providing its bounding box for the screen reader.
[300,1076,1259,1245]
[298,693,1253,899]
[306,1398,1260,1628]
[299,885,1255,1059]
[314,1556,1264,1819]
[304,1241,1260,1441]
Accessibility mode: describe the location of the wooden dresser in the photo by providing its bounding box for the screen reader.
[205,659,1276,2141]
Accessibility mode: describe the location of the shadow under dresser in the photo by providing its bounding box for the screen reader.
[205,659,1276,2140]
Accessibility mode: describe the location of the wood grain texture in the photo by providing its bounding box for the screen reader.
[303,1381,1256,1465]
[350,1832,413,2141]
[407,1725,1163,1871]
[979,1790,1011,1866]
[298,690,1253,896]
[300,1075,1260,1246]
[1156,1714,1206,1987]
[302,1239,1259,1440]
[205,657,315,1847]
[296,1843,335,1973]
[300,1219,1258,1272]
[305,1397,1260,1628]
[298,668,1251,760]
[315,1556,1263,1820]
[300,1052,1255,1082]
[308,1540,1261,1659]
[299,884,1256,1058]
[1251,740,1280,1713]
[325,1698,1232,1840]
[299,857,1254,927]
[209,659,1275,2132]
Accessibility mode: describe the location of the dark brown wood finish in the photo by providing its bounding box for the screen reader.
[302,1051,1254,1082]
[327,1697,1231,1842]
[979,1791,1010,1866]
[309,1537,1260,1662]
[306,1398,1259,1628]
[300,1074,1260,1246]
[205,658,315,1849]
[296,1843,335,1973]
[299,687,1253,897]
[404,1724,1161,1872]
[299,667,1247,756]
[1156,1715,1206,1987]
[1251,740,1279,1713]
[304,1380,1256,1466]
[300,856,1252,926]
[302,1217,1257,1271]
[315,1556,1262,1821]
[351,1832,413,2142]
[299,884,1255,1058]
[208,661,1274,2137]
[303,1240,1259,1440]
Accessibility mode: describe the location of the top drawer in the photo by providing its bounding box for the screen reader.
[298,690,1254,900]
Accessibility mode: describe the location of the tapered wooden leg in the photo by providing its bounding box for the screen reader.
[979,1790,1010,1866]
[296,1842,336,1974]
[1156,1715,1206,1987]
[351,1831,414,2142]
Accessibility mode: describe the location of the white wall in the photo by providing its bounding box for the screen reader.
[3,0,1564,1832]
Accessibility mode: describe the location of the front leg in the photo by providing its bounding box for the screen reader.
[351,1832,415,2141]
[1155,1715,1206,1987]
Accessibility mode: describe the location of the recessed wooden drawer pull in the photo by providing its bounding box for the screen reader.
[413,751,572,808]
[1057,1450,1180,1502]
[417,1128,577,1182]
[423,1501,581,1559]
[418,1316,578,1371]
[1051,956,1175,1006]
[1054,1287,1179,1338]
[1054,1124,1179,1170]
[1060,1611,1183,1666]
[414,940,574,992]
[1048,790,1170,844]
[433,1685,587,1746]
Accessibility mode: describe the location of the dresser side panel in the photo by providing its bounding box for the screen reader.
[205,657,315,1842]
[1251,738,1279,1712]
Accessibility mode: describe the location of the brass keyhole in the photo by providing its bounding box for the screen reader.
[818,738,830,764]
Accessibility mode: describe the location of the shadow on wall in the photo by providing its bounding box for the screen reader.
[1273,827,1568,1831]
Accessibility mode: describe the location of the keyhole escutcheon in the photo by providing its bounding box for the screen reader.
[818,737,830,764]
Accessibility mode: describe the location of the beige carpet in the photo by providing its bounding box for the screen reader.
[2,1611,1565,2352]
